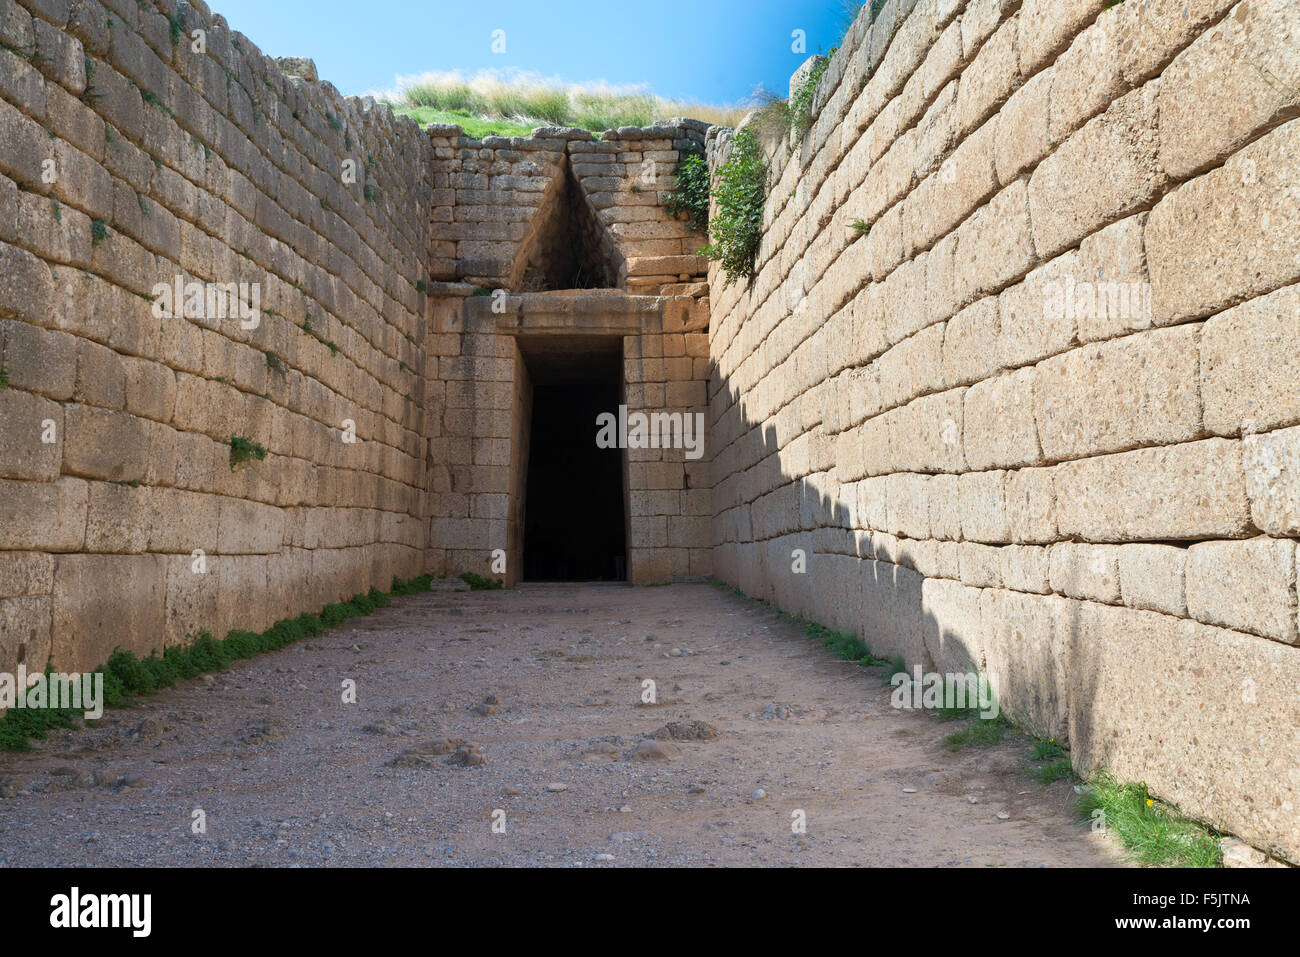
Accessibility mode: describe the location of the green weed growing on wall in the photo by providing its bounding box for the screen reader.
[664,152,710,234]
[701,128,767,286]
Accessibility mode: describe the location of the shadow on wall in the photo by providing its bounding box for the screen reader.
[708,364,1299,863]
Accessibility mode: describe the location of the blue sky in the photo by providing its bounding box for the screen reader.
[209,0,850,105]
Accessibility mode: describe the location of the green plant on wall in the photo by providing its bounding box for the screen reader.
[789,52,833,144]
[227,435,267,470]
[701,128,767,286]
[664,152,710,233]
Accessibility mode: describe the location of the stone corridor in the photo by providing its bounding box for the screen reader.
[0,583,1115,867]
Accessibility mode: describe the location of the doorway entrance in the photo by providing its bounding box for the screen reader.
[518,336,627,582]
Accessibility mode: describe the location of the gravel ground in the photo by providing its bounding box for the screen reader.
[0,582,1120,867]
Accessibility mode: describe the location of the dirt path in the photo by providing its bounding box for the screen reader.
[0,582,1119,867]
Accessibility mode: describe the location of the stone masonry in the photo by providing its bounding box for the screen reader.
[0,0,1297,864]
[708,0,1300,862]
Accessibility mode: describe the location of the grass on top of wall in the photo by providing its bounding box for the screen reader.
[388,73,745,136]
[0,575,435,753]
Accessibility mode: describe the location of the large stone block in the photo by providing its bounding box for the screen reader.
[1117,543,1187,618]
[958,469,1010,543]
[999,544,1051,595]
[0,476,87,551]
[921,577,986,674]
[1049,542,1120,603]
[995,65,1052,185]
[1244,425,1300,536]
[1017,0,1110,76]
[1201,284,1300,437]
[1159,0,1300,180]
[0,388,62,480]
[1146,119,1300,324]
[941,296,1000,387]
[980,589,1072,740]
[217,497,285,554]
[1027,83,1164,259]
[1186,537,1297,645]
[0,595,52,677]
[84,481,150,553]
[962,367,1041,470]
[51,553,166,671]
[857,560,930,668]
[996,251,1079,369]
[1068,602,1300,863]
[62,405,150,482]
[951,180,1036,307]
[0,551,53,598]
[0,319,78,399]
[1072,213,1152,343]
[1054,439,1250,541]
[1034,325,1201,462]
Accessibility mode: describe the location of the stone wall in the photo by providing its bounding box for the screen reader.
[424,288,712,586]
[708,0,1300,861]
[423,121,712,586]
[0,0,430,675]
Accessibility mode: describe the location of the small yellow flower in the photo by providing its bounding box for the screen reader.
[1146,799,1154,807]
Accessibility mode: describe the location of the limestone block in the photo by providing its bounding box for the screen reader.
[1186,537,1298,644]
[1117,543,1188,618]
[1201,284,1300,437]
[62,405,150,483]
[962,367,1041,470]
[1017,0,1110,76]
[1244,425,1300,536]
[995,249,1079,370]
[1054,439,1250,541]
[926,472,961,540]
[995,65,1052,185]
[0,319,78,399]
[959,469,1010,543]
[1000,544,1051,595]
[1049,542,1121,603]
[0,551,53,598]
[921,577,986,674]
[51,553,166,670]
[1034,325,1201,462]
[0,476,87,550]
[84,481,150,553]
[980,589,1072,740]
[0,388,62,480]
[1146,119,1300,324]
[146,488,221,554]
[1048,16,1126,145]
[1067,602,1300,863]
[958,541,1003,588]
[1027,84,1164,260]
[1159,0,1300,180]
[0,595,52,677]
[1006,466,1057,544]
[1073,213,1152,343]
[941,296,1000,387]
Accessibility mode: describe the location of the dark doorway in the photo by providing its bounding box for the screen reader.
[521,337,626,582]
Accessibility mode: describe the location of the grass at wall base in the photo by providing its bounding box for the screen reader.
[0,575,435,752]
